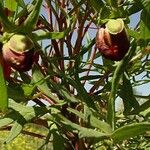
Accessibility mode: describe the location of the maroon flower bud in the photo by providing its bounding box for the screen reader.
[2,34,35,72]
[0,53,11,80]
[96,19,130,61]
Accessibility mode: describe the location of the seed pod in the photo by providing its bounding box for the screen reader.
[96,19,130,61]
[2,34,35,72]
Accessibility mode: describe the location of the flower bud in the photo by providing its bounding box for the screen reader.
[0,52,11,80]
[96,19,130,61]
[2,34,35,72]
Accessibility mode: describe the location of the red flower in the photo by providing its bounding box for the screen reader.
[96,19,130,61]
[2,34,35,72]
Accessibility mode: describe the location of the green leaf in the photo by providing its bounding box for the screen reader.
[4,121,23,144]
[33,30,67,40]
[140,9,150,40]
[49,80,79,102]
[0,64,8,110]
[15,0,26,8]
[54,114,110,139]
[78,127,109,139]
[0,2,15,31]
[130,99,150,115]
[119,73,139,115]
[21,83,36,97]
[0,118,13,127]
[67,107,112,133]
[89,0,104,12]
[32,66,63,104]
[8,99,48,121]
[140,107,150,118]
[89,116,112,134]
[112,122,150,143]
[80,75,101,81]
[107,43,137,129]
[5,0,17,11]
[22,0,42,32]
[128,29,140,40]
[7,84,26,102]
[51,124,65,150]
[128,0,143,15]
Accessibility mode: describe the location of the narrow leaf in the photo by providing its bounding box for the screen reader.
[4,121,23,144]
[0,118,13,127]
[119,73,139,115]
[15,0,26,8]
[5,0,17,11]
[140,9,150,40]
[89,115,112,134]
[23,0,42,32]
[0,2,15,31]
[89,0,104,12]
[54,114,110,139]
[32,66,62,103]
[0,62,8,110]
[78,128,109,139]
[33,30,67,40]
[112,122,150,143]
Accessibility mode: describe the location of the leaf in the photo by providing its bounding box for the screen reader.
[33,30,67,40]
[140,9,150,40]
[5,0,17,11]
[49,80,79,102]
[0,2,15,30]
[89,0,104,12]
[140,107,150,118]
[128,29,140,40]
[8,99,48,121]
[89,115,112,134]
[32,66,63,103]
[130,99,150,115]
[67,76,97,110]
[0,118,13,127]
[53,131,65,150]
[15,0,26,8]
[53,114,110,139]
[21,83,36,97]
[51,124,65,150]
[119,73,139,115]
[80,75,101,81]
[4,121,23,144]
[128,0,144,15]
[67,108,85,120]
[22,0,42,32]
[0,63,8,110]
[112,122,150,143]
[7,84,26,102]
[78,128,109,139]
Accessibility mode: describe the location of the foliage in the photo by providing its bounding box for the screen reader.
[0,0,150,149]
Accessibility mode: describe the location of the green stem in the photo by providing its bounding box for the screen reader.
[107,41,136,130]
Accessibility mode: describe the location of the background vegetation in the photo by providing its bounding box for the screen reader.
[0,0,150,149]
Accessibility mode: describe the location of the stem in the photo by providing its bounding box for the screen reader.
[107,41,136,130]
